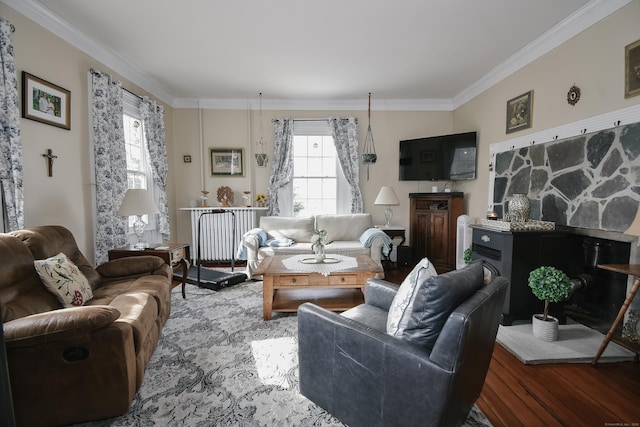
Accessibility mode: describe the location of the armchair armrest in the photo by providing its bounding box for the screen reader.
[243,234,261,261]
[96,255,169,278]
[3,305,120,348]
[364,279,398,311]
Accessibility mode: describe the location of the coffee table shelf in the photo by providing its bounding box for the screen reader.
[255,254,382,320]
[272,288,364,313]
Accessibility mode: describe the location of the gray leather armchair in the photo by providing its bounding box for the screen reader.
[298,262,508,427]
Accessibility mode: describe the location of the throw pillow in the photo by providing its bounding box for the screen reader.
[34,252,93,307]
[386,257,438,336]
[401,262,484,351]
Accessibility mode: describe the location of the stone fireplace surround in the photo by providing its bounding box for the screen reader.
[488,105,640,344]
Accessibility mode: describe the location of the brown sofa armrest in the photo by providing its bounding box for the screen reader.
[3,305,120,347]
[96,255,169,278]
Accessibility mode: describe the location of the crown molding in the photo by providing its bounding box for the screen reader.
[452,0,634,109]
[2,0,176,106]
[173,97,454,111]
[4,0,631,111]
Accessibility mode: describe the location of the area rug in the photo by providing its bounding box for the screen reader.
[78,282,492,426]
[496,322,636,365]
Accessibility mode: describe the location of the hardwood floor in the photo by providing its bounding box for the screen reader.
[383,265,640,427]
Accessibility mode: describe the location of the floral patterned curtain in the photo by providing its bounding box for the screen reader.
[0,18,23,232]
[90,69,127,264]
[267,118,294,216]
[329,117,363,213]
[140,97,170,241]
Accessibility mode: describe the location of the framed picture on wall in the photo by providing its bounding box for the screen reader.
[210,148,244,176]
[506,90,533,134]
[625,38,640,99]
[21,71,71,130]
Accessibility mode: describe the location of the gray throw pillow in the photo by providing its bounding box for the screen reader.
[401,262,484,351]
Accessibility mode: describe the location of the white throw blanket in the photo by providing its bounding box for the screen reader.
[236,228,294,260]
[359,227,392,256]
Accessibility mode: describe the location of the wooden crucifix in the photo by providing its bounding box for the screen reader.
[42,149,58,177]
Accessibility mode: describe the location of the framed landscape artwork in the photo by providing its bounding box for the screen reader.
[625,38,640,98]
[506,90,533,134]
[22,71,71,130]
[210,148,244,176]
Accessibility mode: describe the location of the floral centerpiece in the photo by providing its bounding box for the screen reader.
[255,193,267,207]
[311,229,333,261]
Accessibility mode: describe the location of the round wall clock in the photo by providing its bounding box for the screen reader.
[567,85,581,106]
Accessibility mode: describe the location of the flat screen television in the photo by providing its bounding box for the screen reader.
[399,131,477,181]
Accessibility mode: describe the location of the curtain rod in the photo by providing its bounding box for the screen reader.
[89,68,143,100]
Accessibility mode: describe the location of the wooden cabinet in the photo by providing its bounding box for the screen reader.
[409,193,464,273]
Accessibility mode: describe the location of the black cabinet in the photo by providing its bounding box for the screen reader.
[470,226,580,325]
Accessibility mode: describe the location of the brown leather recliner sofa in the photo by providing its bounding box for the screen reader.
[0,225,172,426]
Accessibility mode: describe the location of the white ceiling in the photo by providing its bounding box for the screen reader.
[6,0,633,109]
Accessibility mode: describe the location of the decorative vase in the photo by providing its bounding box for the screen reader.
[242,191,252,207]
[508,193,531,223]
[532,314,559,342]
[313,244,325,262]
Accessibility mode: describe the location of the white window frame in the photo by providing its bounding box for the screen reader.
[289,119,350,216]
[122,91,159,235]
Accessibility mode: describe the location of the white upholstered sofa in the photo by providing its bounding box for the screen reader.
[241,213,389,279]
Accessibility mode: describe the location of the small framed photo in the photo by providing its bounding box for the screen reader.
[506,90,533,134]
[183,155,192,163]
[625,38,640,99]
[22,71,71,130]
[210,148,244,176]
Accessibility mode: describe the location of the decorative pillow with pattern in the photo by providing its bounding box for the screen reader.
[386,257,438,336]
[34,252,93,307]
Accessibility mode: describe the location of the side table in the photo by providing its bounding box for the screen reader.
[592,264,640,364]
[108,243,191,299]
[374,225,406,267]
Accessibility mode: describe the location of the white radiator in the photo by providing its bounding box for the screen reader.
[184,207,267,262]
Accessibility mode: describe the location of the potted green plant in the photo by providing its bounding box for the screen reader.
[463,247,472,265]
[528,266,572,341]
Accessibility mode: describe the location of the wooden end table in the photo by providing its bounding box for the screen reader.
[375,225,406,267]
[108,243,191,298]
[253,254,383,320]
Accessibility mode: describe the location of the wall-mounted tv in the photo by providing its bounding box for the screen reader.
[399,131,477,181]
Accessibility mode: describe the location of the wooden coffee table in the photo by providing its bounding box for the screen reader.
[253,254,383,320]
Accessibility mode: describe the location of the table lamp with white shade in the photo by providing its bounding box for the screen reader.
[117,188,159,249]
[374,186,400,227]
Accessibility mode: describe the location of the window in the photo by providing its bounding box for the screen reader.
[290,120,350,217]
[122,92,155,229]
[293,135,338,216]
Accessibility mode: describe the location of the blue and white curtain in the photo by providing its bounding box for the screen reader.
[267,118,294,216]
[329,117,363,213]
[90,69,128,265]
[140,97,170,241]
[0,18,23,232]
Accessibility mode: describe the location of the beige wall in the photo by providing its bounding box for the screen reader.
[3,0,640,254]
[172,108,454,245]
[454,0,640,222]
[0,4,175,261]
